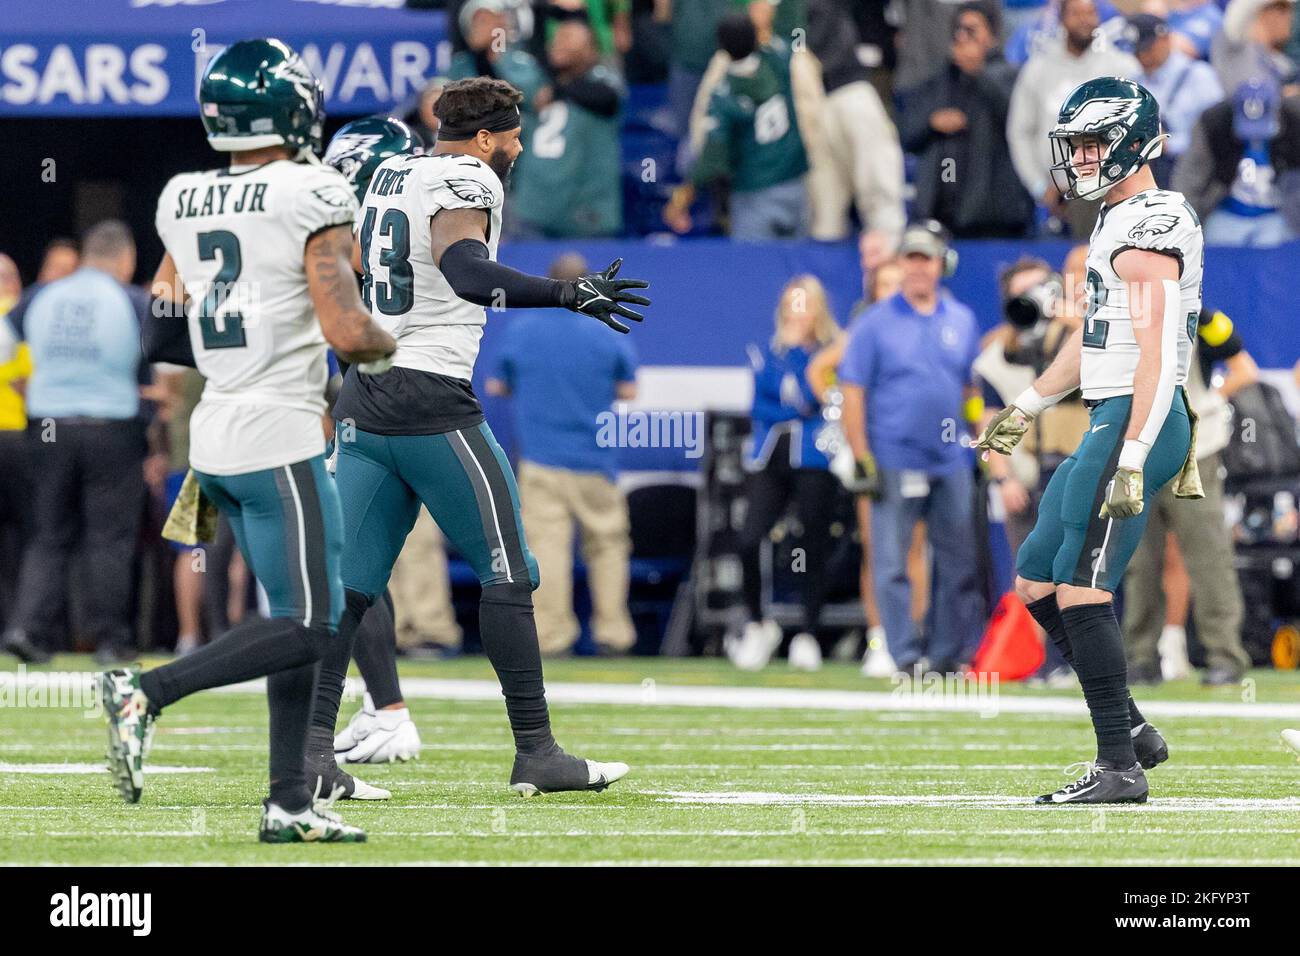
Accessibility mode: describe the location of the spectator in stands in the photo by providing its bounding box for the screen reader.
[1213,0,1298,94]
[666,0,730,174]
[0,222,150,665]
[536,0,634,58]
[1130,12,1224,186]
[804,0,907,244]
[486,253,639,657]
[444,0,536,53]
[838,222,984,675]
[726,275,843,671]
[665,12,810,239]
[36,238,78,284]
[0,254,31,634]
[1007,0,1138,237]
[1004,0,1131,68]
[449,0,551,114]
[1159,0,1226,61]
[1123,307,1258,686]
[893,0,969,91]
[901,1,1035,238]
[1174,76,1300,245]
[511,21,625,237]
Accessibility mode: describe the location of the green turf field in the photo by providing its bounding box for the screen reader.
[2,657,1299,865]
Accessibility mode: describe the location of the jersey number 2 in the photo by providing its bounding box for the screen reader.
[197,230,246,349]
[360,207,414,316]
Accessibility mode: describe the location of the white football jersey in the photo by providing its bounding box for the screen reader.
[156,159,357,475]
[355,152,504,381]
[1079,188,1203,400]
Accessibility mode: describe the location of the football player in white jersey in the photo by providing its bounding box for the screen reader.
[100,39,397,842]
[978,77,1205,804]
[309,77,649,797]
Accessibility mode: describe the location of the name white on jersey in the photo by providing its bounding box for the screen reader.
[356,153,504,382]
[1080,189,1203,400]
[155,159,357,475]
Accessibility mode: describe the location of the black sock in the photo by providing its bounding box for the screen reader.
[267,661,318,809]
[139,616,327,713]
[354,589,403,710]
[479,582,555,755]
[1060,602,1136,768]
[1128,695,1146,730]
[1025,593,1073,666]
[1026,593,1147,731]
[310,588,369,734]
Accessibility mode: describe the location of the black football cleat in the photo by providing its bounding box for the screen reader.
[1131,722,1168,770]
[509,743,629,797]
[1035,761,1148,805]
[305,735,390,801]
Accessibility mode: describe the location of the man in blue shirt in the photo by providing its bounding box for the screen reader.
[838,221,984,673]
[486,253,639,656]
[1,221,151,665]
[1130,12,1224,185]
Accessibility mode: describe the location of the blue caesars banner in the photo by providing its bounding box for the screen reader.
[0,0,449,116]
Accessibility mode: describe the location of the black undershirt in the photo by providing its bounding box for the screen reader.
[333,364,484,436]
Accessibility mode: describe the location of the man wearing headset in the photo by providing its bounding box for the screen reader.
[838,220,986,676]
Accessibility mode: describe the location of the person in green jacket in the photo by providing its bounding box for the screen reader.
[664,12,809,239]
[511,21,625,237]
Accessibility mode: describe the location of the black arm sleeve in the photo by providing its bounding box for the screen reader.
[439,239,575,310]
[141,303,197,367]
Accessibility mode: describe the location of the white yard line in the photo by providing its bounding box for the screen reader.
[221,677,1300,721]
[0,762,214,775]
[8,671,1298,719]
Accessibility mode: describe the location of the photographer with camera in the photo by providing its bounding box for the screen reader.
[973,253,1091,556]
[972,250,1092,682]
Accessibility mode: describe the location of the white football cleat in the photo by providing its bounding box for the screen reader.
[1282,729,1300,759]
[259,796,366,843]
[727,620,783,671]
[334,693,421,764]
[787,632,822,671]
[860,627,897,678]
[1158,625,1191,681]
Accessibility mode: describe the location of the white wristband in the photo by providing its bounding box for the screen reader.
[1117,439,1150,472]
[1011,386,1052,418]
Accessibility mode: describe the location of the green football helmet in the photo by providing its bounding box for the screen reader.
[200,38,325,156]
[323,117,420,203]
[1048,76,1165,201]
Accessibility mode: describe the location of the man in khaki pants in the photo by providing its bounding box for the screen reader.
[486,253,638,656]
[1122,309,1257,686]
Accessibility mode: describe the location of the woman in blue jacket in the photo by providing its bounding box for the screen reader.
[728,275,843,671]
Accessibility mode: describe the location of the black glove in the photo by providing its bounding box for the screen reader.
[847,453,882,499]
[561,258,651,333]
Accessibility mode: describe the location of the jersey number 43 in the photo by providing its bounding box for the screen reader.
[359,207,414,316]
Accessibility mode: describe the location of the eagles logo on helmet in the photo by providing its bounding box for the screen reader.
[323,117,420,203]
[199,38,326,158]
